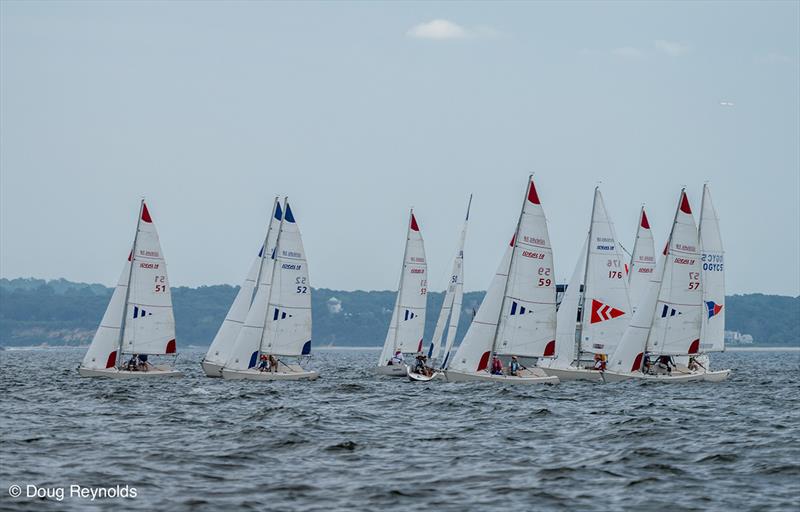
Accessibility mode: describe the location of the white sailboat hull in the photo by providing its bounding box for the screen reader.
[201,360,224,378]
[601,370,706,383]
[78,366,183,379]
[406,367,443,382]
[540,366,604,382]
[701,369,731,382]
[221,366,319,381]
[443,368,559,385]
[374,365,409,377]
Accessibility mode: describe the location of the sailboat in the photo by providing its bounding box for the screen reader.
[221,198,318,381]
[78,200,182,378]
[603,188,729,382]
[408,196,471,382]
[376,210,428,377]
[443,176,559,384]
[628,207,656,314]
[201,197,282,377]
[693,184,731,381]
[539,187,631,381]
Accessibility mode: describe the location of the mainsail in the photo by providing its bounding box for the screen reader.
[699,184,725,353]
[120,202,176,356]
[577,188,631,357]
[628,207,656,313]
[494,176,557,358]
[203,198,281,369]
[428,196,471,368]
[260,199,313,357]
[378,210,428,365]
[81,201,175,370]
[645,190,703,356]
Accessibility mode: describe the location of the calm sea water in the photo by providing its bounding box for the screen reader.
[1,348,799,511]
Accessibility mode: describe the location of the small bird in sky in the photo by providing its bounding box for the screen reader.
[719,101,735,107]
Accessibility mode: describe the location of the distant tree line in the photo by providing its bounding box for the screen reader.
[1,277,797,348]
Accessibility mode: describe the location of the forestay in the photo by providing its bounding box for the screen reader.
[224,201,283,371]
[645,190,703,356]
[204,198,281,369]
[579,188,631,356]
[699,184,725,353]
[628,207,656,313]
[121,202,176,356]
[261,200,313,357]
[378,211,428,365]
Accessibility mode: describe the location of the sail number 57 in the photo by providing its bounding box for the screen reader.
[688,272,700,290]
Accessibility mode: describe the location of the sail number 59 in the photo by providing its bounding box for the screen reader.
[537,267,552,287]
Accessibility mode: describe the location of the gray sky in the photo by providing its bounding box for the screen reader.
[1,1,798,295]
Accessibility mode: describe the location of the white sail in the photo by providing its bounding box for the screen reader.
[449,243,512,372]
[428,196,471,367]
[494,176,557,358]
[378,211,428,365]
[628,207,656,313]
[699,184,725,353]
[542,236,587,370]
[223,201,283,371]
[578,188,631,356]
[80,258,131,370]
[608,256,666,373]
[121,202,176,356]
[204,198,280,368]
[260,199,312,357]
[645,190,703,356]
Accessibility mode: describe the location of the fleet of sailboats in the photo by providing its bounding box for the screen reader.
[80,179,730,384]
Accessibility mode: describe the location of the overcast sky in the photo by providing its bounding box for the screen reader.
[1,1,798,296]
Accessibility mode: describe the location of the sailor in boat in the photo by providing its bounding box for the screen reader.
[642,354,653,374]
[589,354,607,371]
[411,354,432,377]
[138,354,151,372]
[258,354,269,372]
[688,356,704,372]
[490,355,503,376]
[654,355,674,375]
[269,354,278,373]
[126,354,139,372]
[509,356,522,377]
[388,350,404,366]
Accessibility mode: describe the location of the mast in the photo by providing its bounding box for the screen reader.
[391,209,414,354]
[259,197,287,357]
[117,199,143,367]
[489,176,530,358]
[574,187,598,364]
